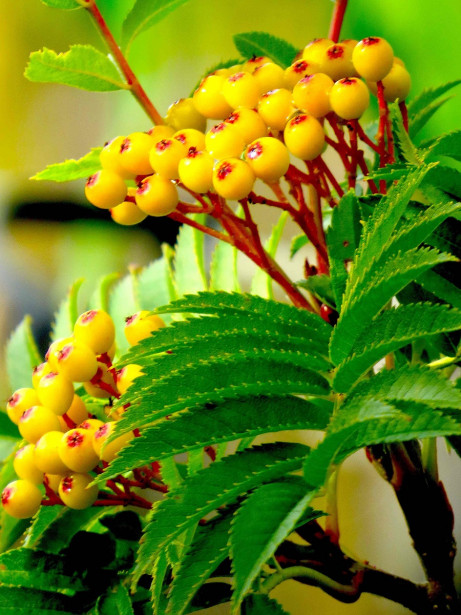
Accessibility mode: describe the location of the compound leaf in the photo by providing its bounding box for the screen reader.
[0,585,82,614]
[423,130,461,162]
[97,584,135,615]
[242,594,289,614]
[30,148,102,182]
[173,215,208,296]
[251,212,288,299]
[210,239,240,292]
[6,316,42,391]
[233,32,297,69]
[407,80,461,119]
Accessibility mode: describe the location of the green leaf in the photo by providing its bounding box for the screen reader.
[290,234,309,259]
[407,80,461,119]
[88,272,120,313]
[297,274,336,309]
[98,395,330,481]
[417,270,461,309]
[233,32,298,69]
[133,443,309,584]
[122,0,191,53]
[173,214,208,296]
[40,0,80,8]
[333,303,461,392]
[423,130,461,162]
[138,252,176,313]
[327,191,362,310]
[366,163,410,182]
[230,478,323,610]
[25,45,126,91]
[0,585,82,614]
[30,148,102,182]
[109,269,140,355]
[0,413,20,440]
[242,594,289,615]
[150,550,169,615]
[166,513,232,615]
[6,316,42,391]
[251,212,288,299]
[0,548,85,596]
[410,97,456,139]
[51,278,84,342]
[0,447,30,553]
[160,457,183,491]
[97,584,135,615]
[424,166,461,199]
[210,240,240,292]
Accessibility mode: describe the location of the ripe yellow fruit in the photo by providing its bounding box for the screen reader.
[2,479,42,519]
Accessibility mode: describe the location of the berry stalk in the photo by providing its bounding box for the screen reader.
[328,0,349,43]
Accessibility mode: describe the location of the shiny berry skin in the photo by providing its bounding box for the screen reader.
[148,138,187,180]
[193,75,233,119]
[135,175,179,217]
[44,473,63,494]
[6,387,40,425]
[284,59,319,90]
[253,62,285,95]
[368,62,411,102]
[224,108,267,144]
[66,394,89,425]
[74,309,115,355]
[46,336,74,372]
[243,56,271,73]
[319,43,355,81]
[173,128,206,152]
[330,77,370,120]
[79,418,105,433]
[111,194,148,226]
[19,405,62,444]
[257,88,295,131]
[302,38,334,64]
[92,422,133,463]
[2,480,42,519]
[36,371,74,416]
[59,428,100,473]
[284,113,325,161]
[292,73,334,118]
[14,444,44,484]
[124,311,166,346]
[34,431,70,475]
[352,37,394,82]
[165,97,207,132]
[85,170,127,210]
[147,124,176,141]
[56,339,98,383]
[100,136,136,180]
[32,362,52,389]
[118,132,154,176]
[222,72,260,109]
[205,122,245,160]
[58,474,99,510]
[245,137,290,183]
[116,364,143,396]
[212,158,255,201]
[178,149,214,194]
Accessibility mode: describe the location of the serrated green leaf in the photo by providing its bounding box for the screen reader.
[51,278,84,342]
[109,269,140,355]
[251,212,288,299]
[173,214,208,296]
[423,130,461,162]
[150,550,169,615]
[25,46,126,91]
[209,239,240,292]
[137,253,175,313]
[417,270,461,309]
[0,585,81,614]
[366,163,410,182]
[97,584,135,615]
[410,97,455,139]
[6,316,42,391]
[40,0,80,8]
[233,32,297,69]
[166,513,232,615]
[334,303,461,392]
[160,456,183,491]
[390,106,422,165]
[30,148,102,182]
[99,395,330,481]
[407,80,461,119]
[330,247,456,365]
[424,165,461,199]
[0,548,85,596]
[290,234,309,259]
[88,272,120,313]
[133,443,309,584]
[327,191,362,310]
[230,478,323,610]
[242,594,289,615]
[297,274,336,309]
[122,0,191,53]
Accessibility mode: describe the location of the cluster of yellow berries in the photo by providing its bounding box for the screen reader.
[84,36,410,224]
[1,309,166,519]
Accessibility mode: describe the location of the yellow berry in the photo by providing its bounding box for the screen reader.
[319,43,355,81]
[224,108,267,144]
[253,62,286,95]
[221,71,260,109]
[100,136,136,180]
[34,431,70,475]
[36,371,74,416]
[352,37,394,82]
[111,193,148,226]
[124,311,166,346]
[135,175,179,217]
[149,138,187,180]
[6,387,40,425]
[116,364,143,396]
[92,421,133,463]
[205,122,245,160]
[85,170,127,210]
[2,480,42,519]
[245,137,290,183]
[178,149,214,194]
[14,444,44,484]
[212,159,255,201]
[330,77,370,120]
[56,339,98,383]
[18,405,62,444]
[292,73,334,118]
[74,309,115,355]
[284,59,319,90]
[302,38,335,64]
[367,62,411,102]
[32,362,52,389]
[118,132,155,176]
[193,75,233,120]
[59,428,100,473]
[58,474,98,510]
[284,113,325,161]
[165,98,207,132]
[147,125,176,141]
[257,88,295,131]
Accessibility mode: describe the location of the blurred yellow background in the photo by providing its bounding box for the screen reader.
[1,1,460,613]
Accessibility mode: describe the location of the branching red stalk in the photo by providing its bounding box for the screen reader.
[347,120,359,190]
[328,0,349,43]
[168,210,233,244]
[315,157,344,199]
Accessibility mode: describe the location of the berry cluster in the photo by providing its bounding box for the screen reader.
[1,309,166,519]
[84,35,410,226]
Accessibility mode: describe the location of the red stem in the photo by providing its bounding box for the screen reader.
[328,0,349,42]
[315,157,344,199]
[399,100,409,133]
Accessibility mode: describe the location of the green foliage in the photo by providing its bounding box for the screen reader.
[51,278,84,342]
[233,32,298,68]
[97,584,135,615]
[40,0,80,8]
[25,46,127,91]
[6,316,42,391]
[407,80,461,138]
[30,148,102,182]
[242,594,290,614]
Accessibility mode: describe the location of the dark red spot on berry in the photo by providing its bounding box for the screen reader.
[58,344,73,362]
[66,432,85,448]
[293,60,309,73]
[2,487,13,505]
[42,372,58,384]
[341,78,356,86]
[20,407,34,421]
[8,393,20,407]
[216,162,234,180]
[229,72,245,83]
[61,476,73,493]
[125,314,138,325]
[300,74,314,85]
[86,173,99,187]
[95,424,110,440]
[175,133,186,144]
[120,138,131,153]
[81,310,97,324]
[291,114,308,126]
[136,181,150,195]
[187,147,199,157]
[362,37,380,46]
[211,123,226,134]
[226,112,240,124]
[247,142,263,160]
[327,45,344,59]
[156,139,172,152]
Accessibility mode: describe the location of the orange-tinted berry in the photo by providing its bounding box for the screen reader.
[85,170,127,210]
[56,339,98,383]
[19,405,62,443]
[224,108,267,144]
[205,122,245,160]
[111,192,148,226]
[257,88,295,131]
[34,431,70,475]
[302,38,335,64]
[165,98,207,132]
[178,149,214,194]
[2,480,42,519]
[14,444,44,484]
[212,159,255,201]
[6,387,40,425]
[330,77,370,119]
[245,137,290,183]
[292,73,334,118]
[58,474,98,510]
[352,37,394,82]
[193,75,233,119]
[368,62,411,102]
[59,428,100,473]
[124,311,166,346]
[148,138,187,180]
[116,364,143,396]
[135,175,179,217]
[100,136,136,180]
[92,421,133,463]
[173,128,206,152]
[284,113,325,160]
[221,72,260,109]
[253,62,285,95]
[118,132,154,176]
[284,59,319,90]
[36,371,74,416]
[74,309,115,355]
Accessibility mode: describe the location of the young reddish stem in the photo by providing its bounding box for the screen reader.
[399,100,409,133]
[315,157,344,200]
[305,168,330,275]
[168,210,232,244]
[355,121,381,154]
[347,120,359,190]
[376,81,390,192]
[248,192,298,216]
[61,413,77,430]
[83,0,164,125]
[328,0,349,43]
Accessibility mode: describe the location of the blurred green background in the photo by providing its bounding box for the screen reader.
[0,1,460,613]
